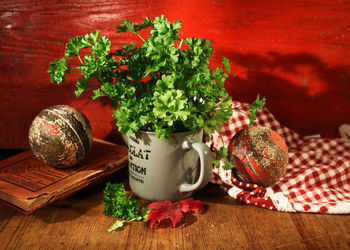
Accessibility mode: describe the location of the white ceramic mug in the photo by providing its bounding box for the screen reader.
[125,129,212,201]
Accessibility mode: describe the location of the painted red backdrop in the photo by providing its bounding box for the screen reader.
[0,0,349,149]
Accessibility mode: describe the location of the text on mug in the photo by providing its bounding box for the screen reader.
[128,145,151,160]
[129,162,147,175]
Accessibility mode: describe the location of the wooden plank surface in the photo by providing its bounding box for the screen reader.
[1,0,350,148]
[0,169,349,249]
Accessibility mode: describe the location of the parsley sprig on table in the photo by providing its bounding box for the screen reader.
[102,182,149,231]
[48,16,235,140]
[102,182,141,219]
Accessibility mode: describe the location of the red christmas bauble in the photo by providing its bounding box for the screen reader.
[28,105,93,168]
[228,126,288,187]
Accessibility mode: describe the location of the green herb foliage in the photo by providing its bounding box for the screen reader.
[248,94,266,126]
[48,16,233,140]
[102,182,142,220]
[102,182,150,231]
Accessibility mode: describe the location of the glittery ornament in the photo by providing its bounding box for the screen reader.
[228,126,288,187]
[29,105,93,168]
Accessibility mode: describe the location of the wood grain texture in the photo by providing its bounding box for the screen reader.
[0,0,350,148]
[0,172,349,249]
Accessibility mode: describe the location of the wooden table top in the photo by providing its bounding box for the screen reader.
[1,167,349,249]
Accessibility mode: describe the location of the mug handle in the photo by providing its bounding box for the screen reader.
[179,139,213,193]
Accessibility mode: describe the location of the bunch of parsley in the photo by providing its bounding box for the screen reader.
[102,182,140,219]
[102,182,149,231]
[48,16,236,140]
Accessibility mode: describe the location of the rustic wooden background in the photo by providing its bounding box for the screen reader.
[1,0,349,148]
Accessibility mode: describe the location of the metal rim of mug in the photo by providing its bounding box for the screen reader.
[136,129,203,136]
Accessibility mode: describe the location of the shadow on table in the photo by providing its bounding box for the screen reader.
[194,183,242,206]
[151,214,198,229]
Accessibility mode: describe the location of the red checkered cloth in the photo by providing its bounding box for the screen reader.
[210,101,350,213]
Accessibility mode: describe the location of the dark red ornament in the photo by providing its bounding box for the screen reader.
[28,105,93,168]
[228,126,288,187]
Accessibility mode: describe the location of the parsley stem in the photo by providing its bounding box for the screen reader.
[179,39,184,49]
[135,32,145,42]
[78,54,84,64]
[217,131,226,147]
[210,104,251,115]
[233,104,251,109]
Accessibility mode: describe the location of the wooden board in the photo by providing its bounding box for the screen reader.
[0,0,350,148]
[0,181,350,249]
[0,138,128,213]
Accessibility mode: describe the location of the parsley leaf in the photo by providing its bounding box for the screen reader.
[248,94,266,126]
[65,35,91,58]
[48,58,69,83]
[107,220,125,232]
[103,182,151,232]
[153,89,190,127]
[75,77,90,97]
[102,182,142,220]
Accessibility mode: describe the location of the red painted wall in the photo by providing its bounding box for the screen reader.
[1,0,349,148]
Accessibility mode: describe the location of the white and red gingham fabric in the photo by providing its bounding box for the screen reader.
[210,101,350,213]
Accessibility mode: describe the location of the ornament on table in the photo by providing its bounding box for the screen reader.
[28,105,93,168]
[227,126,288,187]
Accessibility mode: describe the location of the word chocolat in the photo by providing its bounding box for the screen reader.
[128,145,151,160]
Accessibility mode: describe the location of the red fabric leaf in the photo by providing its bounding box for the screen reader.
[177,198,204,214]
[148,200,183,228]
[148,198,204,228]
[167,207,183,228]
